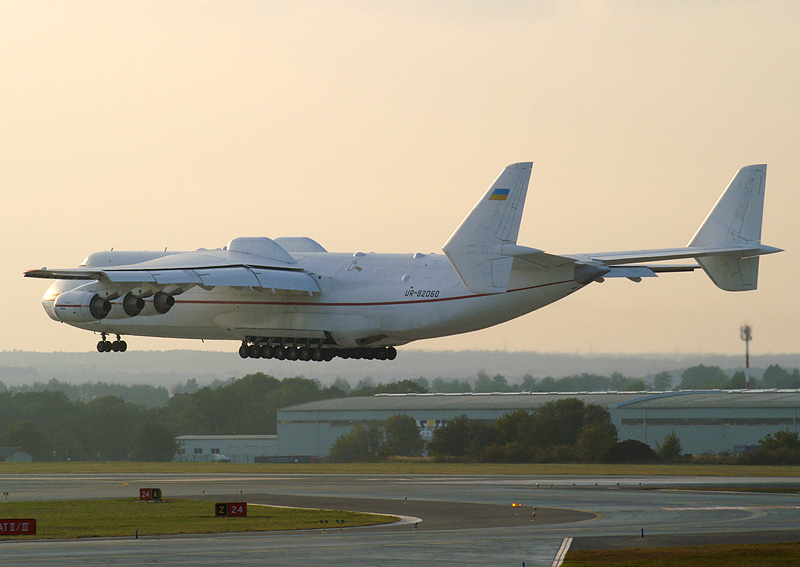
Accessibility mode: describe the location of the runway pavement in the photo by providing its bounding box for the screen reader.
[1,473,799,566]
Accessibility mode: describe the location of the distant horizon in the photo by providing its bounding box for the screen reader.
[2,347,796,358]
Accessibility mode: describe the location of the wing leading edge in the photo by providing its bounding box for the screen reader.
[25,237,321,294]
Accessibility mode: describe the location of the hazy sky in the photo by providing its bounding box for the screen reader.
[3,1,798,356]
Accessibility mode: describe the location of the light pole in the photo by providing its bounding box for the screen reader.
[740,325,752,389]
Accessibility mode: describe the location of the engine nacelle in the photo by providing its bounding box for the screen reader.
[53,291,112,322]
[153,291,175,314]
[123,292,145,317]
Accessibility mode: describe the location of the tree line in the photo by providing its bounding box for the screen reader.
[0,373,340,461]
[327,399,685,464]
[1,363,798,409]
[2,364,800,463]
[327,399,800,466]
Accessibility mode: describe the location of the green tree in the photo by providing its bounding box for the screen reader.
[81,396,142,460]
[742,430,800,465]
[494,410,535,446]
[7,420,48,461]
[331,377,351,394]
[653,371,672,390]
[576,422,618,462]
[529,399,616,448]
[537,377,557,391]
[606,439,658,463]
[624,379,648,391]
[759,430,800,453]
[656,430,683,462]
[520,375,537,391]
[728,370,756,389]
[431,378,472,393]
[327,423,385,462]
[677,365,729,389]
[132,422,178,461]
[474,371,512,393]
[428,415,495,459]
[383,414,424,457]
[760,365,795,389]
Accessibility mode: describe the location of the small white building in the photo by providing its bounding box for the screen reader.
[0,447,33,462]
[174,435,277,463]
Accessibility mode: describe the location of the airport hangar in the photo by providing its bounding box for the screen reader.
[276,390,800,458]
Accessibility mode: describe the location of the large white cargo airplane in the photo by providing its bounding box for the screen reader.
[26,163,780,361]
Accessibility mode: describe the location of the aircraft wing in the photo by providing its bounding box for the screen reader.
[24,264,320,294]
[25,236,321,294]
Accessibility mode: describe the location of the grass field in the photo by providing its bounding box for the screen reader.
[0,499,397,539]
[1,461,800,477]
[564,542,800,566]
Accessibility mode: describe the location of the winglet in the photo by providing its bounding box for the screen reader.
[443,162,532,294]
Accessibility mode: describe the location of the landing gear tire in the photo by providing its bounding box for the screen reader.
[274,347,287,360]
[239,344,249,358]
[287,348,299,361]
[386,346,397,360]
[299,347,311,361]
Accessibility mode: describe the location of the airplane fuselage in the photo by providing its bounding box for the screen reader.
[43,249,582,348]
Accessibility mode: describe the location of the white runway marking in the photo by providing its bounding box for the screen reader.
[551,537,573,567]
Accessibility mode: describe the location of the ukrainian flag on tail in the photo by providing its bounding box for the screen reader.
[489,188,510,201]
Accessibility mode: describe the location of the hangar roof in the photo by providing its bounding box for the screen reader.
[612,390,800,409]
[175,435,276,440]
[283,392,648,412]
[281,390,800,413]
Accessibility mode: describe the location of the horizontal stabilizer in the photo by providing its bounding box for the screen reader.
[696,255,759,292]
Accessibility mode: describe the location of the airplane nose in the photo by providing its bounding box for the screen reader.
[42,284,59,321]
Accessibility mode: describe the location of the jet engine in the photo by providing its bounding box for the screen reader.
[53,291,112,322]
[122,292,145,317]
[153,291,175,314]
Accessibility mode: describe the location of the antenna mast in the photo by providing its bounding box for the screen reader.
[740,325,752,389]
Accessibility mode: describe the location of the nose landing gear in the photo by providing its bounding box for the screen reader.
[97,333,127,353]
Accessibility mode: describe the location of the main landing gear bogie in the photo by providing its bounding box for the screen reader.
[238,341,397,362]
[97,334,127,353]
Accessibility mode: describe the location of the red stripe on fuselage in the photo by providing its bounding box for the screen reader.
[174,279,574,308]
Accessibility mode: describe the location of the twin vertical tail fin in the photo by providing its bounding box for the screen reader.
[688,165,771,291]
[443,162,532,294]
[443,162,779,295]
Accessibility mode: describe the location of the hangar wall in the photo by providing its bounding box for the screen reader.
[277,391,800,458]
[174,435,277,463]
